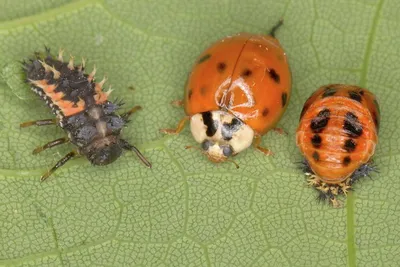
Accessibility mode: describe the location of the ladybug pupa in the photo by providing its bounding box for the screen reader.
[21,48,151,181]
[296,84,380,207]
[161,20,292,166]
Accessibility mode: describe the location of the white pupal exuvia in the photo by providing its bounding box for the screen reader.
[189,110,254,163]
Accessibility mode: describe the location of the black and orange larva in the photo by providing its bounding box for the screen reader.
[21,48,151,181]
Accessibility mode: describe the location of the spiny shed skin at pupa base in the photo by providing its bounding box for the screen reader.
[22,48,151,181]
[296,84,380,207]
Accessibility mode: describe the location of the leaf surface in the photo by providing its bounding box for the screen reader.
[0,0,398,266]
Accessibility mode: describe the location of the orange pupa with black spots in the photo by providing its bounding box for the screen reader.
[296,84,380,207]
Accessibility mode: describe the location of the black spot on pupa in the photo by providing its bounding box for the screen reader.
[217,62,227,73]
[188,89,193,99]
[197,54,211,64]
[262,108,269,117]
[312,151,320,161]
[322,87,337,98]
[267,68,280,83]
[348,91,362,103]
[343,139,356,152]
[310,108,330,133]
[311,134,322,148]
[202,111,218,137]
[343,112,363,138]
[200,87,207,95]
[241,68,252,77]
[281,92,288,107]
[221,118,242,141]
[343,156,351,166]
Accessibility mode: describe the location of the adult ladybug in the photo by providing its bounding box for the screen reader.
[21,48,151,181]
[296,84,380,207]
[161,20,291,165]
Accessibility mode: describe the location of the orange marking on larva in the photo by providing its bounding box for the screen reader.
[53,98,85,116]
[29,79,48,89]
[48,91,65,101]
[94,92,108,104]
[43,84,57,93]
[59,98,86,117]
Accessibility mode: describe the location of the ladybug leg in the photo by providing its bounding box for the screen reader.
[253,135,273,156]
[40,150,78,182]
[272,127,288,135]
[120,105,142,120]
[171,99,184,107]
[32,137,70,154]
[160,116,190,134]
[20,118,57,128]
[119,139,152,168]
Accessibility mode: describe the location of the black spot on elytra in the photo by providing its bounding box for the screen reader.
[188,89,193,99]
[348,91,362,103]
[312,151,320,161]
[343,139,356,152]
[200,87,207,95]
[217,62,227,73]
[311,134,322,148]
[241,69,252,77]
[262,108,269,117]
[343,112,363,138]
[221,118,242,141]
[281,92,288,107]
[267,68,280,83]
[343,156,351,166]
[197,54,211,64]
[202,111,218,137]
[310,108,331,133]
[322,87,337,98]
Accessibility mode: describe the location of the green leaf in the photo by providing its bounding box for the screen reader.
[0,0,397,266]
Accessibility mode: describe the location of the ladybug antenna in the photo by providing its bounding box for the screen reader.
[269,19,284,37]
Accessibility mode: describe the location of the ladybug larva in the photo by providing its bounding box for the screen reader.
[21,48,151,181]
[296,84,380,207]
[161,20,291,166]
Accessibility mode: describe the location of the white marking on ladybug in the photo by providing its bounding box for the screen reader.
[215,77,258,120]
